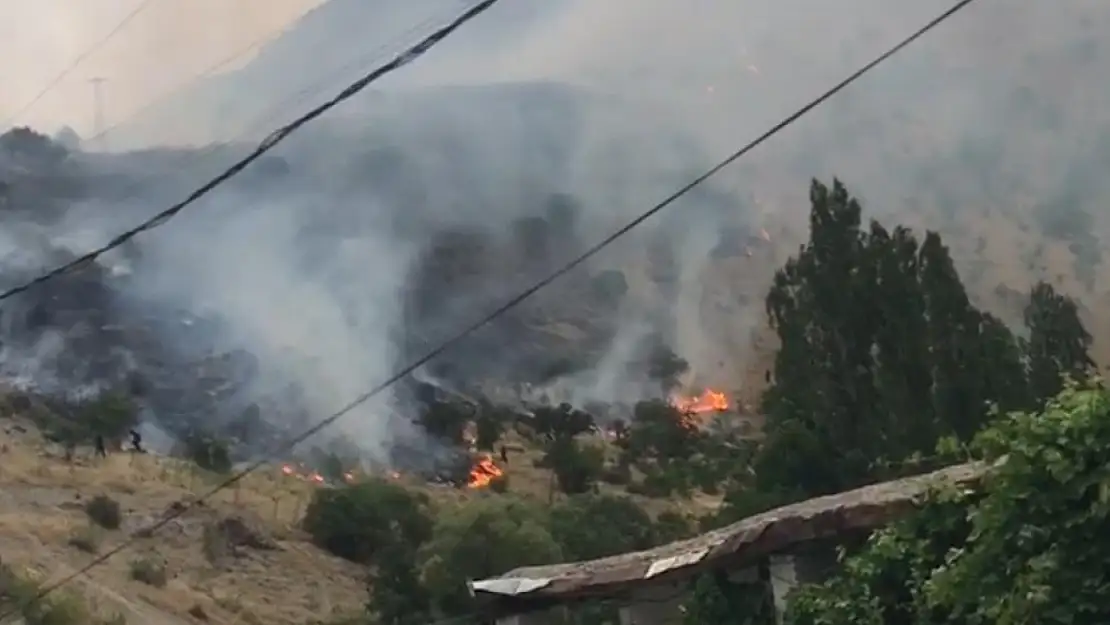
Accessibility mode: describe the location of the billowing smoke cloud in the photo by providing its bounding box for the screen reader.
[3,0,1110,464]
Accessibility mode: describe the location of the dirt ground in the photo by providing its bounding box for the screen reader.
[0,421,367,625]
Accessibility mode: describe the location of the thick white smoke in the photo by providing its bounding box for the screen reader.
[3,0,1110,463]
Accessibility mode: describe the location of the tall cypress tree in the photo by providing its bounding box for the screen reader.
[1024,281,1094,402]
[759,179,879,496]
[754,178,1029,501]
[865,223,933,454]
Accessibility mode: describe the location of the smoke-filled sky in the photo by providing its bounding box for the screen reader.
[1,0,998,144]
[3,0,1110,461]
[0,0,323,133]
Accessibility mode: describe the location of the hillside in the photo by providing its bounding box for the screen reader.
[0,414,366,625]
[97,0,1110,384]
[3,1,1110,622]
[0,389,728,625]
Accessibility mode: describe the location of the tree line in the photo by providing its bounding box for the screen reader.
[300,177,1101,625]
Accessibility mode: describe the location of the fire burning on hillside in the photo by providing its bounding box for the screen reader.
[669,388,730,429]
[467,454,504,488]
[671,388,729,414]
[279,463,398,486]
[282,463,326,484]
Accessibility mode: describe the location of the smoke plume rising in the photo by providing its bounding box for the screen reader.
[2,0,1110,464]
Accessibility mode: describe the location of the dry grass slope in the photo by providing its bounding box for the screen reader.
[0,419,367,625]
[0,412,723,625]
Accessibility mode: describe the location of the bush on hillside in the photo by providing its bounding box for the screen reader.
[0,562,120,625]
[546,437,605,495]
[787,384,1110,625]
[181,432,232,474]
[84,495,122,530]
[302,479,433,564]
[78,392,138,440]
[128,557,167,588]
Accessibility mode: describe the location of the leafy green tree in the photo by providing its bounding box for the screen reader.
[181,431,232,474]
[549,494,657,560]
[78,391,138,440]
[546,437,605,495]
[303,479,433,564]
[473,402,510,451]
[0,127,67,166]
[635,337,689,394]
[367,543,432,625]
[684,574,776,625]
[419,498,562,617]
[311,445,360,484]
[415,400,471,445]
[531,403,595,441]
[787,384,1110,625]
[653,510,695,543]
[754,179,1028,500]
[1024,281,1094,403]
[626,399,700,462]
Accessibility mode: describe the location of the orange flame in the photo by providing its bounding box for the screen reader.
[671,389,730,414]
[280,464,329,486]
[466,455,504,489]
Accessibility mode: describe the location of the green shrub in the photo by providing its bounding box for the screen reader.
[84,495,122,530]
[0,562,118,625]
[79,392,138,439]
[302,479,433,564]
[128,557,167,587]
[181,432,232,474]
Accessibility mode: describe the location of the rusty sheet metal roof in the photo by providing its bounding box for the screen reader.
[469,462,984,603]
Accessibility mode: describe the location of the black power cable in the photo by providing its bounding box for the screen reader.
[0,0,503,304]
[0,0,980,621]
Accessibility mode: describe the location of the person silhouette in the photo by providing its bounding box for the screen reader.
[129,429,145,454]
[94,434,107,458]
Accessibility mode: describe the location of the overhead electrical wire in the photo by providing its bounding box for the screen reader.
[60,10,455,227]
[0,0,162,128]
[89,8,454,147]
[0,0,502,304]
[0,0,980,620]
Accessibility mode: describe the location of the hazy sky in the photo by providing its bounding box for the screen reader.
[0,0,323,134]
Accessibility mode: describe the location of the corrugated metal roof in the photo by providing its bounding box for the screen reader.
[469,462,984,604]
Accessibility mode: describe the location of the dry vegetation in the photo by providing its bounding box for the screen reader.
[0,207,1098,625]
[0,418,367,625]
[486,430,726,516]
[0,407,725,625]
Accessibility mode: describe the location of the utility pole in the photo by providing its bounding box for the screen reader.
[89,77,107,150]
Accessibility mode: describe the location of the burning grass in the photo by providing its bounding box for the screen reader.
[466,454,504,489]
[0,388,732,624]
